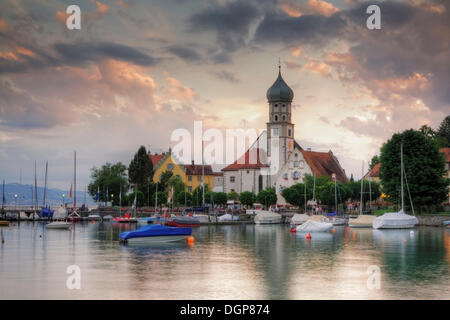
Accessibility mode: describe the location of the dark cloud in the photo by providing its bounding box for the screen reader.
[213,70,241,83]
[166,44,203,62]
[188,1,261,63]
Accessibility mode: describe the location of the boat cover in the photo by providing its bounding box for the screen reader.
[327,211,337,217]
[173,216,200,225]
[296,220,333,233]
[349,214,375,226]
[53,206,67,219]
[218,213,240,222]
[290,214,309,225]
[40,207,54,218]
[254,211,282,223]
[119,224,191,240]
[372,209,418,229]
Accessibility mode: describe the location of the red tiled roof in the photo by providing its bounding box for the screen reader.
[301,150,348,182]
[213,172,224,176]
[440,148,450,162]
[222,148,269,171]
[367,162,381,177]
[183,164,214,175]
[149,154,164,166]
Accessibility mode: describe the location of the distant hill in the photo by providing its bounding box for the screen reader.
[0,183,95,207]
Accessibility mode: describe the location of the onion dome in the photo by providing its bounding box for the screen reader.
[266,68,294,103]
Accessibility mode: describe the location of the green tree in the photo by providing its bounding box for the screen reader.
[176,191,192,207]
[88,162,129,206]
[436,115,450,147]
[168,176,186,200]
[227,191,239,201]
[239,191,256,208]
[192,184,210,206]
[419,124,436,139]
[256,188,277,208]
[127,190,145,207]
[158,171,173,192]
[281,183,306,208]
[369,155,380,171]
[128,146,153,186]
[213,192,228,206]
[152,191,168,207]
[379,129,449,212]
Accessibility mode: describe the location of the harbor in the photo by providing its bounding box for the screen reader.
[0,221,449,299]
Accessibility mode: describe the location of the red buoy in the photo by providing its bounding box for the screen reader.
[306,233,311,240]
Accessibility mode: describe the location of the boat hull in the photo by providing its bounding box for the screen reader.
[46,222,72,229]
[122,235,189,243]
[255,219,282,224]
[166,221,200,228]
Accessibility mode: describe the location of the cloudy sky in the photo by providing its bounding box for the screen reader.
[0,0,449,190]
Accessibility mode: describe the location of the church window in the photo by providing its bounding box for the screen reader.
[282,104,286,108]
[299,160,305,168]
[282,115,286,121]
[230,176,235,183]
[274,104,278,107]
[294,161,299,167]
[288,129,291,136]
[274,115,278,121]
[167,163,174,170]
[271,128,279,137]
[292,171,300,180]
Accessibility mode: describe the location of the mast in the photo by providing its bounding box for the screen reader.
[304,179,307,213]
[1,180,5,218]
[359,161,364,216]
[119,183,122,217]
[155,182,158,214]
[400,144,404,211]
[74,151,76,211]
[368,176,372,209]
[34,160,38,221]
[19,168,22,207]
[202,140,205,208]
[43,161,48,208]
[334,174,337,213]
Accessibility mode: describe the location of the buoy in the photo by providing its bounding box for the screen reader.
[306,233,311,240]
[331,228,336,234]
[410,231,414,236]
[346,227,350,232]
[187,236,195,245]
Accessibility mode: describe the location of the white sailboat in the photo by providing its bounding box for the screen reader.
[254,210,282,224]
[372,144,418,229]
[349,161,375,228]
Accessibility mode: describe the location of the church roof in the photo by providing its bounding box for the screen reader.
[222,148,269,171]
[301,149,348,182]
[266,70,294,103]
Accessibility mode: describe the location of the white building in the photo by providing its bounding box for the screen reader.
[221,66,347,204]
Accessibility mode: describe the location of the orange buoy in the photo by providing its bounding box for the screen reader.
[187,236,195,245]
[306,233,311,240]
[331,228,336,234]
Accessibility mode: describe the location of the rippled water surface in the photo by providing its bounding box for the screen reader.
[0,222,449,299]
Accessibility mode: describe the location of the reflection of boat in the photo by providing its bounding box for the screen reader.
[373,145,418,229]
[349,161,374,228]
[0,220,9,227]
[119,224,192,243]
[372,229,416,244]
[102,215,113,221]
[254,211,282,224]
[46,221,72,229]
[296,220,333,233]
[167,216,200,228]
[112,216,137,223]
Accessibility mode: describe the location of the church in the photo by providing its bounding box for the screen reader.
[222,67,348,205]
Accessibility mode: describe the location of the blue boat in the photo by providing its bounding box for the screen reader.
[40,207,54,218]
[119,224,192,243]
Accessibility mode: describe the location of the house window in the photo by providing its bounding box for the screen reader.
[197,176,202,182]
[292,171,300,180]
[230,176,235,183]
[288,129,291,137]
[188,175,192,181]
[247,170,250,174]
[299,160,305,169]
[188,186,192,193]
[283,173,288,180]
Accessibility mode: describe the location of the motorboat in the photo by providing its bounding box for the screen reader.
[254,211,282,224]
[372,209,418,229]
[349,215,375,228]
[296,220,333,233]
[53,206,67,220]
[444,221,450,227]
[166,216,200,228]
[0,220,9,227]
[331,217,347,226]
[137,217,155,224]
[45,221,72,230]
[87,214,101,221]
[193,214,210,223]
[290,213,309,225]
[102,215,113,221]
[119,224,192,243]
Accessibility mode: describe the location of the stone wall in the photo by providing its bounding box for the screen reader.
[417,215,450,226]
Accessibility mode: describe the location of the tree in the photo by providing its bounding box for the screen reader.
[176,191,192,207]
[159,171,173,193]
[419,124,436,139]
[281,183,306,208]
[168,176,186,200]
[192,185,210,206]
[127,190,145,207]
[379,129,449,212]
[128,146,153,186]
[436,115,450,147]
[214,192,228,206]
[239,191,256,208]
[88,162,129,206]
[152,191,167,207]
[227,191,239,201]
[256,188,277,208]
[369,155,380,171]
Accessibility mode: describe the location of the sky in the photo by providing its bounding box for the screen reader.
[0,0,449,190]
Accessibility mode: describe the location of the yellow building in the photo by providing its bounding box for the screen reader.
[151,150,216,194]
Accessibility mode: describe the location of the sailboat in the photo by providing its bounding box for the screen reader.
[68,151,81,222]
[328,174,347,226]
[349,161,375,228]
[372,145,418,229]
[0,180,9,226]
[40,161,54,219]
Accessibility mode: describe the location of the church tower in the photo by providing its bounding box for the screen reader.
[266,64,295,174]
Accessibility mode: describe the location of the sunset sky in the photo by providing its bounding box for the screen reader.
[0,0,449,191]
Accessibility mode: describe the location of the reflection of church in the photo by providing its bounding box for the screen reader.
[222,66,348,204]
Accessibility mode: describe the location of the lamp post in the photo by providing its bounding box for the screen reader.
[14,194,18,211]
[111,194,114,206]
[62,193,65,206]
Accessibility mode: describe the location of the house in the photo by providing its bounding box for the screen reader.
[364,162,381,183]
[440,147,450,204]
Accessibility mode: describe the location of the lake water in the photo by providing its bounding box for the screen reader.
[0,222,449,299]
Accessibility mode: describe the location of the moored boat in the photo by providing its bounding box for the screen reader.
[166,216,200,228]
[45,221,72,229]
[0,220,9,226]
[254,210,281,224]
[290,213,309,225]
[296,220,333,233]
[119,224,192,243]
[87,214,101,221]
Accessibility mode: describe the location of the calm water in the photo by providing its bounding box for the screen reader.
[0,222,449,299]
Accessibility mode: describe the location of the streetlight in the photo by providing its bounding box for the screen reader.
[111,194,114,206]
[62,193,65,206]
[14,194,18,211]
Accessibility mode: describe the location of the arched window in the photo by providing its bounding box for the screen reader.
[288,129,291,136]
[274,115,278,121]
[282,115,286,121]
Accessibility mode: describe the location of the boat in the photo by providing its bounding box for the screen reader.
[296,220,333,233]
[193,214,210,223]
[372,145,418,229]
[102,215,113,221]
[45,221,72,229]
[254,210,282,224]
[331,217,347,226]
[53,206,67,220]
[444,221,450,227]
[67,151,81,222]
[0,220,9,227]
[137,217,155,224]
[166,216,200,228]
[112,215,137,223]
[218,213,240,222]
[119,224,192,243]
[40,207,54,219]
[39,161,54,219]
[290,213,309,225]
[349,161,375,228]
[87,214,101,221]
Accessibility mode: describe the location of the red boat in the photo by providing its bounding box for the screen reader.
[166,216,200,228]
[112,213,137,223]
